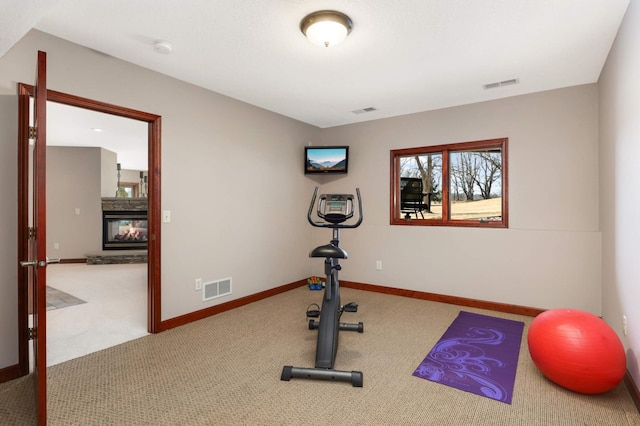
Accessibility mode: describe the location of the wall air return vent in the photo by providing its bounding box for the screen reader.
[202,277,232,301]
[483,78,519,90]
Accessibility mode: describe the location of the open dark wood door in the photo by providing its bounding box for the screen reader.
[18,50,49,425]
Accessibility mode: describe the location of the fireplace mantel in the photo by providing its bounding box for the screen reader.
[101,197,148,212]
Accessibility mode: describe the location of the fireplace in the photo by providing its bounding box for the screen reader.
[101,197,148,251]
[102,210,148,250]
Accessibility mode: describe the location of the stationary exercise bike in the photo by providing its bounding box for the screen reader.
[281,187,364,387]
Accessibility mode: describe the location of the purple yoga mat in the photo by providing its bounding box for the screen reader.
[413,311,524,404]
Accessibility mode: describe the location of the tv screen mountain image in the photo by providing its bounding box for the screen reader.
[305,146,349,174]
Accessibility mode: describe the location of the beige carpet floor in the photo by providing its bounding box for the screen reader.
[2,286,639,425]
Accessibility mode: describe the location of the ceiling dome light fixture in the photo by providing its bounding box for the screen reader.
[300,10,353,48]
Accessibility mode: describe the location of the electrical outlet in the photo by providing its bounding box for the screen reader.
[195,278,202,291]
[376,260,382,270]
[623,314,628,336]
[53,242,59,250]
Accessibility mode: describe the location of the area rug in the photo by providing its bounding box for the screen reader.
[46,286,86,311]
[413,311,524,404]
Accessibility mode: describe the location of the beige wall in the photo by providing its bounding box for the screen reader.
[47,146,103,258]
[599,0,640,386]
[100,148,118,198]
[319,85,601,312]
[0,30,319,368]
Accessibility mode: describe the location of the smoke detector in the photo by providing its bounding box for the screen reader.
[153,41,173,55]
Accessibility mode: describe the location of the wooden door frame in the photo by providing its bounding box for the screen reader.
[17,85,162,373]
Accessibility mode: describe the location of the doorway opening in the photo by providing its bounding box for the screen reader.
[17,84,162,374]
[46,100,151,365]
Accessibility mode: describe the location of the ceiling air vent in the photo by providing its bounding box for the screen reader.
[352,107,377,114]
[483,78,519,90]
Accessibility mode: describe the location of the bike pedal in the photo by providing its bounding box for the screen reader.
[306,303,320,318]
[343,302,358,312]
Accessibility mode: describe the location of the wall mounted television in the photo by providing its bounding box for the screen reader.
[305,146,349,174]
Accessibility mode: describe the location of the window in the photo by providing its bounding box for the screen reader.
[390,138,508,228]
[118,182,141,198]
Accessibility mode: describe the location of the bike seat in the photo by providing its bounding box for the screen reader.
[310,244,348,259]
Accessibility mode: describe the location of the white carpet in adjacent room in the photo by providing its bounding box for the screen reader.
[46,263,149,366]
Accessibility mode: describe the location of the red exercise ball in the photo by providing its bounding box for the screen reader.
[528,308,626,394]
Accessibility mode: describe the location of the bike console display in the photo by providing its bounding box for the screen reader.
[308,188,363,228]
[318,194,354,224]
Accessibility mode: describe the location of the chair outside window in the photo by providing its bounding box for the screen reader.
[400,177,432,219]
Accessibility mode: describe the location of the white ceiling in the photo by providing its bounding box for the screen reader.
[1,0,630,168]
[46,102,149,171]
